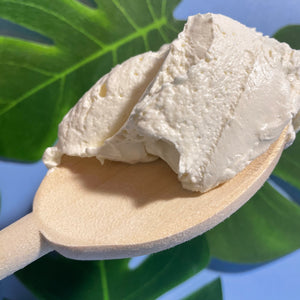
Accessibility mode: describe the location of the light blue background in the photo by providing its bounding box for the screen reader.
[1,0,300,299]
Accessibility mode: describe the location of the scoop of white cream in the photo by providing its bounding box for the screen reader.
[43,13,300,192]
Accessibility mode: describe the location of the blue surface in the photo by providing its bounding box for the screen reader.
[175,0,300,36]
[1,0,300,299]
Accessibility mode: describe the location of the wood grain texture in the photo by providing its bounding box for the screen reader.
[33,129,287,260]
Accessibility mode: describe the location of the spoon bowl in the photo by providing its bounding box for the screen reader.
[0,129,287,279]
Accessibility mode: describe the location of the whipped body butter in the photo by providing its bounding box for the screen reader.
[43,13,300,192]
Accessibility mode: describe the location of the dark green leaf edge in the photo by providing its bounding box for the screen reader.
[16,236,210,300]
[206,182,300,263]
[183,278,223,300]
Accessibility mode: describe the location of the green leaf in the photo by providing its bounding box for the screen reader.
[183,278,223,300]
[272,26,300,190]
[205,24,300,263]
[273,133,300,190]
[16,236,209,300]
[273,27,300,189]
[206,182,300,263]
[0,0,184,161]
[273,25,300,49]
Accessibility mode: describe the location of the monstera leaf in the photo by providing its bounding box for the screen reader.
[0,0,184,161]
[272,26,300,191]
[207,134,300,264]
[206,26,300,263]
[273,25,300,50]
[184,278,222,300]
[206,181,300,263]
[1,0,299,296]
[15,236,216,300]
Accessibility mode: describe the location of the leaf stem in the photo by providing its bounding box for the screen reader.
[99,261,110,300]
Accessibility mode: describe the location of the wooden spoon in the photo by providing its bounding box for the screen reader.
[0,129,287,279]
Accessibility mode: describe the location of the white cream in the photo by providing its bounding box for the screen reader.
[43,45,169,167]
[43,13,300,192]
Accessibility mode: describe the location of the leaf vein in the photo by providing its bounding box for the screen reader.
[111,0,139,31]
[2,0,106,47]
[99,261,110,300]
[143,35,150,51]
[161,0,167,18]
[0,61,55,76]
[0,17,167,116]
[146,0,168,43]
[165,23,180,34]
[58,76,65,108]
[146,0,157,21]
[112,49,118,65]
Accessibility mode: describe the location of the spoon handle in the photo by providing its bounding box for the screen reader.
[0,213,52,280]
